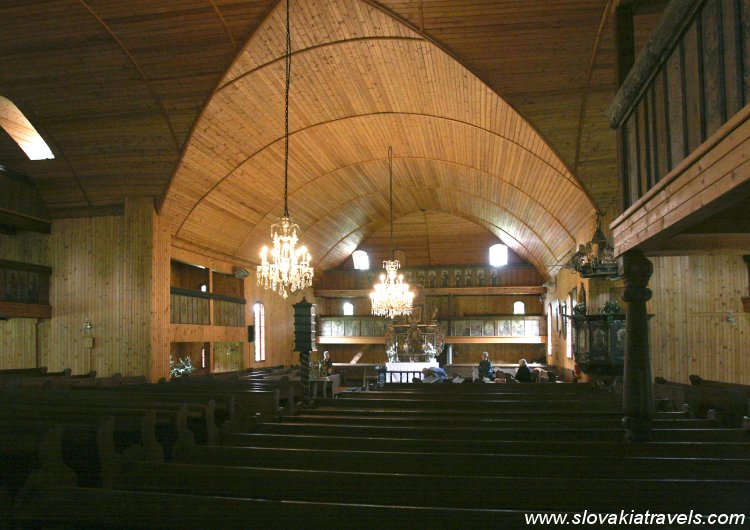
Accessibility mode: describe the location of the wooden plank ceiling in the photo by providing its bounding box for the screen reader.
[0,0,659,277]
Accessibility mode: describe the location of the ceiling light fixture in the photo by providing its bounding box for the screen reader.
[370,147,414,318]
[257,0,313,299]
[569,211,619,279]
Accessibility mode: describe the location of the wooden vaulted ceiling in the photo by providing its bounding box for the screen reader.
[0,0,663,277]
[161,0,594,278]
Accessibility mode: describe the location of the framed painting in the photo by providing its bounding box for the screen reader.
[470,320,483,336]
[496,319,511,337]
[321,320,332,337]
[483,320,495,336]
[511,319,525,336]
[525,319,539,336]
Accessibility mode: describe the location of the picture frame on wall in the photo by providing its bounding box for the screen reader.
[525,319,539,336]
[470,320,483,336]
[483,320,495,336]
[511,319,525,336]
[321,320,332,337]
[496,319,511,337]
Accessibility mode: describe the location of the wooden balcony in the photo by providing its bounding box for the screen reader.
[609,0,750,256]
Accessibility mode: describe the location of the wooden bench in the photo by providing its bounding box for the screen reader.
[181,442,750,480]
[12,485,539,529]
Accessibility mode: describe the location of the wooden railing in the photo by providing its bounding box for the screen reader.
[315,264,544,291]
[609,0,750,209]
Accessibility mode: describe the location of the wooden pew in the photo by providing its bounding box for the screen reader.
[222,431,750,458]
[180,443,750,480]
[107,460,750,513]
[13,485,538,529]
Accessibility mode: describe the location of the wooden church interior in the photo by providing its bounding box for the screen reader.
[1,0,749,526]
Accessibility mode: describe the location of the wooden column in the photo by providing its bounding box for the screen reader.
[619,249,653,442]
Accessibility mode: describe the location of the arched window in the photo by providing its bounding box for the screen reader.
[566,295,573,359]
[352,250,369,270]
[200,283,208,292]
[547,304,553,357]
[513,300,525,315]
[489,244,508,267]
[253,302,265,362]
[342,302,354,315]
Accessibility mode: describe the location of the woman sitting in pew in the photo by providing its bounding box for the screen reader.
[514,358,533,383]
[477,352,496,383]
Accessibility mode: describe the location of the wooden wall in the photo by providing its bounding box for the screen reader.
[171,245,298,370]
[0,231,48,369]
[548,255,750,385]
[213,341,243,373]
[0,199,170,380]
[650,255,749,384]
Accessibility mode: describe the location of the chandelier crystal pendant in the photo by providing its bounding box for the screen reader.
[257,0,313,299]
[370,147,414,318]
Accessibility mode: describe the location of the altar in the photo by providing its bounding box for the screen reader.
[385,360,438,383]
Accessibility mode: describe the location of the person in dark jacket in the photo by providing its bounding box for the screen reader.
[515,358,533,383]
[421,366,448,383]
[477,351,495,382]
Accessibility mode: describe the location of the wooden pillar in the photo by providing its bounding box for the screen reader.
[619,249,653,441]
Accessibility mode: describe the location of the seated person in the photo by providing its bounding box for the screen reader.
[321,351,333,376]
[514,358,533,383]
[477,351,496,382]
[421,366,448,383]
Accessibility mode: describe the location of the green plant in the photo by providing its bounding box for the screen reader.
[170,355,194,378]
[573,303,587,316]
[600,299,622,316]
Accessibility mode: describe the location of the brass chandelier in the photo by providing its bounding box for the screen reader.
[569,211,618,279]
[370,147,414,318]
[257,0,313,299]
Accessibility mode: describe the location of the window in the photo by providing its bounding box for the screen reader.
[547,304,553,356]
[201,347,207,368]
[513,301,525,315]
[489,244,508,267]
[200,283,208,292]
[352,250,369,270]
[342,302,354,316]
[253,302,265,362]
[0,96,54,160]
[566,295,573,359]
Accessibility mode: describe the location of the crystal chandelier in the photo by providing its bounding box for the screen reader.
[370,147,414,318]
[257,0,313,299]
[569,211,619,279]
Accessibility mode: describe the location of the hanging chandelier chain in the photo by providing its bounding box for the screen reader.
[256,0,314,299]
[283,0,291,217]
[389,146,394,260]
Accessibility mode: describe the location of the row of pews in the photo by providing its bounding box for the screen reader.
[5,371,750,528]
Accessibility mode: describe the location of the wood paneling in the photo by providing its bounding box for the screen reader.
[163,0,594,279]
[150,206,171,382]
[0,319,39,370]
[213,341,243,373]
[612,104,750,255]
[650,255,749,384]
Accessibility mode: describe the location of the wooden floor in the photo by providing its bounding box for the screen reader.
[9,381,750,528]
